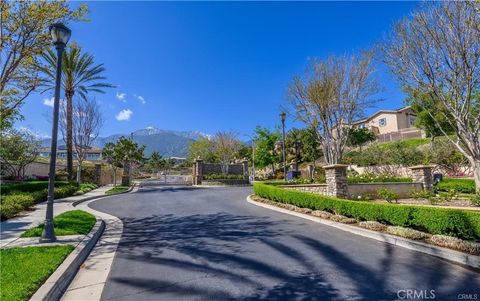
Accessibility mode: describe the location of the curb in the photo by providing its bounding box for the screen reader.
[72,184,135,207]
[246,195,480,269]
[30,218,106,301]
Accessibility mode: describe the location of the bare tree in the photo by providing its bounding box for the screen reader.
[288,51,380,164]
[383,1,480,189]
[213,131,241,174]
[70,98,103,183]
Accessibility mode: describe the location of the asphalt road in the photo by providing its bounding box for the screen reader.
[89,185,480,301]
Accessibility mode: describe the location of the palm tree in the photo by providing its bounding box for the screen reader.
[40,44,113,180]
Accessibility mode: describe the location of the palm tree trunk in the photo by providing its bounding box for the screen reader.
[66,91,74,180]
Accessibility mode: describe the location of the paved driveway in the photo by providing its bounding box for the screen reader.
[89,186,480,301]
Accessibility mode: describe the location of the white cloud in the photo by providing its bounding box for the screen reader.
[43,97,54,107]
[137,95,146,104]
[116,92,126,102]
[115,109,133,121]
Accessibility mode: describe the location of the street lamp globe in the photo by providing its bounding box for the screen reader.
[280,112,286,123]
[49,23,71,47]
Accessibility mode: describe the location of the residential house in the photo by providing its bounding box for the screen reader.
[353,106,425,142]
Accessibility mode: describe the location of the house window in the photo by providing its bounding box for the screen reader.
[379,118,387,127]
[409,116,416,126]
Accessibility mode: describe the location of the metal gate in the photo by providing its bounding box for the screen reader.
[139,175,193,187]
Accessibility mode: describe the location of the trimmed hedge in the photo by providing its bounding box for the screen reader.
[0,183,80,220]
[1,181,73,195]
[436,178,476,194]
[253,183,480,241]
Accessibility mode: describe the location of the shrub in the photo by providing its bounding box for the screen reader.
[253,183,480,241]
[330,215,357,224]
[311,210,333,219]
[386,226,429,240]
[377,188,400,203]
[348,173,412,184]
[289,177,312,185]
[203,173,244,180]
[430,235,480,255]
[0,194,35,220]
[435,178,475,194]
[409,189,434,201]
[470,191,480,207]
[359,221,387,231]
[1,181,74,195]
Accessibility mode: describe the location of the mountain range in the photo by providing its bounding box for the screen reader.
[40,127,209,157]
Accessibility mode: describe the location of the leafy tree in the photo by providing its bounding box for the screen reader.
[253,126,281,176]
[0,1,87,130]
[102,137,145,186]
[102,143,121,187]
[187,138,217,163]
[383,1,480,188]
[346,127,376,150]
[40,44,113,180]
[147,151,166,175]
[297,127,322,167]
[425,139,469,177]
[0,129,40,178]
[236,144,252,163]
[406,90,454,140]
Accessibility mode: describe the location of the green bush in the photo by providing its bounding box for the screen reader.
[0,194,35,220]
[377,188,399,203]
[0,182,80,220]
[203,173,244,180]
[348,173,412,184]
[1,181,74,195]
[253,183,480,241]
[471,191,480,207]
[436,178,475,194]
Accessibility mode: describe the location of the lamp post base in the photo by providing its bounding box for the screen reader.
[39,220,57,243]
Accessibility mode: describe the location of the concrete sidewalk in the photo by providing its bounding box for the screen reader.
[0,185,112,248]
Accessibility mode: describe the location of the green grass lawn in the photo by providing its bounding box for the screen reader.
[20,210,96,237]
[1,245,74,301]
[105,186,130,195]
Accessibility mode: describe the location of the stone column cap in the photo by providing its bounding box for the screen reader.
[410,165,434,170]
[323,164,349,169]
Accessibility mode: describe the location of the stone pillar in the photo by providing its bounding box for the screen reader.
[410,165,433,190]
[94,164,102,186]
[194,159,203,185]
[242,159,249,181]
[323,164,348,198]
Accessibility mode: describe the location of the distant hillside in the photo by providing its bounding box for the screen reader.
[40,127,205,157]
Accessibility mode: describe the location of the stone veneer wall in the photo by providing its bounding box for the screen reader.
[281,184,328,195]
[203,163,244,175]
[348,183,423,199]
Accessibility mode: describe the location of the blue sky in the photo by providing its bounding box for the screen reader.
[17,1,419,138]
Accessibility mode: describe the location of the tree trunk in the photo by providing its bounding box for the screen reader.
[473,158,480,192]
[76,163,82,184]
[113,167,117,187]
[66,91,74,180]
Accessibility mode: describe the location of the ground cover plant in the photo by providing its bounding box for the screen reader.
[21,210,96,237]
[105,186,130,195]
[435,178,475,194]
[0,246,74,301]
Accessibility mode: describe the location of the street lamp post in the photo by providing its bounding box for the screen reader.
[40,23,71,243]
[280,112,287,181]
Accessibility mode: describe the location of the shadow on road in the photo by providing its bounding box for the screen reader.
[100,209,479,301]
